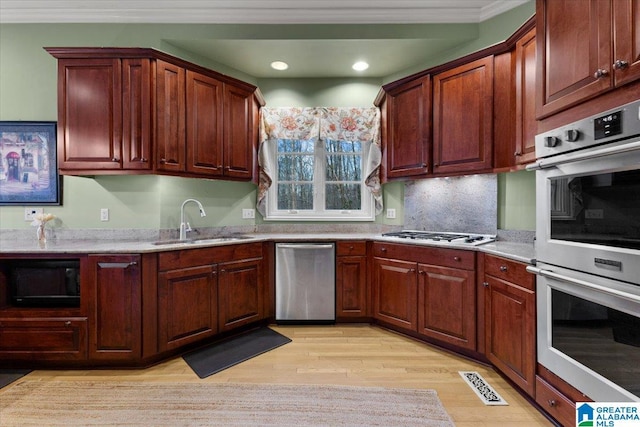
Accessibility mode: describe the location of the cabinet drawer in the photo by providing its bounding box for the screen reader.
[535,376,575,427]
[484,254,534,290]
[159,242,263,270]
[0,318,88,360]
[336,241,367,256]
[372,242,474,270]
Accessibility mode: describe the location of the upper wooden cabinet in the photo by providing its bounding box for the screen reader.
[383,75,431,179]
[54,57,153,172]
[433,56,494,175]
[47,48,264,180]
[536,0,640,118]
[494,24,537,170]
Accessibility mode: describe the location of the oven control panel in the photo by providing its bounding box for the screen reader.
[535,99,640,158]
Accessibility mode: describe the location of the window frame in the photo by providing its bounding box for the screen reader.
[264,138,375,221]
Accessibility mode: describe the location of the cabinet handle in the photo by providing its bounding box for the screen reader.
[421,163,427,167]
[514,151,521,157]
[547,399,557,407]
[98,262,136,269]
[500,265,508,272]
[140,158,148,162]
[409,268,416,273]
[593,68,609,79]
[453,256,461,262]
[349,245,354,250]
[434,163,439,167]
[613,59,629,70]
[419,270,426,275]
[380,247,387,252]
[160,158,167,164]
[64,321,71,327]
[483,281,489,287]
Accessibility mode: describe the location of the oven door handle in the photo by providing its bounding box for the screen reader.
[526,140,640,170]
[526,266,640,304]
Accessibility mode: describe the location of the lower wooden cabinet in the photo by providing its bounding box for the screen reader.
[88,255,141,361]
[157,264,218,352]
[418,264,475,350]
[336,241,368,319]
[0,318,88,361]
[372,242,477,352]
[483,254,536,396]
[535,376,576,427]
[372,257,418,330]
[218,258,264,332]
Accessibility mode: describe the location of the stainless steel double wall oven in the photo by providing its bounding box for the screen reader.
[529,99,640,402]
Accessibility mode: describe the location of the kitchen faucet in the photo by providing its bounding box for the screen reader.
[179,198,207,240]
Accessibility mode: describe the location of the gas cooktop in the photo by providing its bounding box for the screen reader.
[381,230,496,246]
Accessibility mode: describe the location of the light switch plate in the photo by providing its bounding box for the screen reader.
[242,209,255,219]
[386,208,396,219]
[100,208,109,221]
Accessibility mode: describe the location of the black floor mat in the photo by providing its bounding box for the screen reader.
[183,327,291,379]
[0,369,31,389]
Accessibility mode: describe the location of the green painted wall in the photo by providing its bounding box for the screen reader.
[498,170,536,230]
[0,2,536,231]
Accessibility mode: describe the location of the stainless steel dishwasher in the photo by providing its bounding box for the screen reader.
[275,242,335,323]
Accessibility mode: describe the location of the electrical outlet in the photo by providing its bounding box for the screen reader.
[242,209,255,219]
[585,209,604,219]
[100,208,109,221]
[24,207,44,221]
[386,208,396,219]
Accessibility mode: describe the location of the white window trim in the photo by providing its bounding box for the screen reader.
[264,139,375,221]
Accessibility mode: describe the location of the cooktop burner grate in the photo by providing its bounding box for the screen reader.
[381,230,495,245]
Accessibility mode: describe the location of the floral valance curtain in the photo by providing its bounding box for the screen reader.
[257,107,382,216]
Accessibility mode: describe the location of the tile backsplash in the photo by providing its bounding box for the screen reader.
[404,174,498,234]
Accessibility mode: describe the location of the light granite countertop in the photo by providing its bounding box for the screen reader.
[0,232,535,265]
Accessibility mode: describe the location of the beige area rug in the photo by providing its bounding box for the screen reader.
[0,380,454,426]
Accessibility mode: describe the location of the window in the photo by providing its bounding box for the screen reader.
[258,107,382,221]
[265,138,373,220]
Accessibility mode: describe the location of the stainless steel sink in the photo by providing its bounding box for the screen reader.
[151,235,250,246]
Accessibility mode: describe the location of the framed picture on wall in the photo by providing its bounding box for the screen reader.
[0,121,61,205]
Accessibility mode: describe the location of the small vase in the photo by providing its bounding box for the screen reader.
[36,223,46,243]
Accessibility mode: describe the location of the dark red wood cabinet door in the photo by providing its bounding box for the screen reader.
[433,56,493,175]
[58,58,122,170]
[385,75,431,179]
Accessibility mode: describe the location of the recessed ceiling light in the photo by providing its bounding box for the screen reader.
[270,61,289,71]
[352,61,369,71]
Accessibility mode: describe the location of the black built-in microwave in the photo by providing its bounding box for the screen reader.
[9,259,80,307]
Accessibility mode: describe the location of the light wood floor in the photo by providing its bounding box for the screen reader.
[6,325,552,426]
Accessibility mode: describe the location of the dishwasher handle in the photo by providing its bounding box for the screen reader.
[277,243,334,249]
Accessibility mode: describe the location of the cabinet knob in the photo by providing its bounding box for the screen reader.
[613,59,629,70]
[453,256,461,262]
[434,163,439,168]
[547,399,557,407]
[64,321,71,327]
[349,245,354,250]
[514,151,521,157]
[593,68,609,79]
[160,158,167,164]
[500,265,508,272]
[483,281,489,287]
[380,247,387,252]
[140,158,148,162]
[111,157,119,162]
[419,270,426,275]
[421,163,427,167]
[409,268,416,273]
